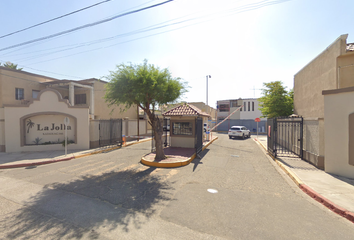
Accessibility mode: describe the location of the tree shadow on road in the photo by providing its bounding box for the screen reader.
[1,167,174,239]
[191,149,210,172]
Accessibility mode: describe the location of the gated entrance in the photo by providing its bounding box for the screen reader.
[99,118,122,147]
[195,117,203,158]
[267,117,303,159]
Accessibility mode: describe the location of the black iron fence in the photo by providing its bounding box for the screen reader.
[267,117,303,159]
[99,118,123,147]
[195,117,203,158]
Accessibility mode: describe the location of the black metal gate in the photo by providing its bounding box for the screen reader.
[163,118,170,147]
[99,118,122,147]
[267,117,303,159]
[195,117,203,158]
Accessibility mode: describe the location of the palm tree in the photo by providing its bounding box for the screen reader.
[26,119,35,133]
[3,61,23,70]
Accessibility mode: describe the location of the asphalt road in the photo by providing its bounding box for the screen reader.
[0,133,353,239]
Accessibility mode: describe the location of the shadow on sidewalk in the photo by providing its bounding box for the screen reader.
[328,173,354,187]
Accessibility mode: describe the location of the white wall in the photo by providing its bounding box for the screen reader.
[324,89,354,178]
[240,99,264,120]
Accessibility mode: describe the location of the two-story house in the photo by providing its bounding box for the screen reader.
[0,67,138,152]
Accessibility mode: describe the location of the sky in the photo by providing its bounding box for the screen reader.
[1,0,354,109]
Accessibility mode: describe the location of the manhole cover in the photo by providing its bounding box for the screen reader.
[207,189,218,193]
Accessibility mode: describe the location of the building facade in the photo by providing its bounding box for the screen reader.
[0,67,139,152]
[294,34,354,174]
[216,98,266,132]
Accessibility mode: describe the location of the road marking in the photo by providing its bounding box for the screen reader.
[207,189,218,193]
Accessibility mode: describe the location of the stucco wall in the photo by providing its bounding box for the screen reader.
[0,67,57,108]
[4,89,89,152]
[302,119,324,169]
[92,81,137,120]
[323,88,354,178]
[240,99,264,120]
[294,35,347,118]
[0,108,4,151]
[337,53,354,89]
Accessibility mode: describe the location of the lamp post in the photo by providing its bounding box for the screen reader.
[206,75,211,106]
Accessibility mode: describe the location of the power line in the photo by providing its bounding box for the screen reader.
[17,0,291,65]
[5,0,290,62]
[0,0,174,52]
[0,0,112,39]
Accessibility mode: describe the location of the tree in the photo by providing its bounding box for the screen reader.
[258,81,293,118]
[104,60,187,160]
[3,61,23,70]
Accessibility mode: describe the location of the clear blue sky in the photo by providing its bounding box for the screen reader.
[1,0,353,108]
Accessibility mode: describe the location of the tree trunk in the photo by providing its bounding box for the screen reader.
[153,117,166,161]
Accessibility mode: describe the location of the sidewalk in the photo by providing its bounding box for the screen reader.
[256,135,354,223]
[0,137,152,169]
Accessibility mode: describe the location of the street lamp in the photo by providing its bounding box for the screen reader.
[206,75,211,106]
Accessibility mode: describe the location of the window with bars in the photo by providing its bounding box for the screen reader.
[15,88,24,100]
[75,94,86,104]
[32,90,40,99]
[172,122,193,136]
[230,100,238,107]
[219,104,230,112]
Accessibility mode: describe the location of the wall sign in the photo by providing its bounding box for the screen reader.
[25,115,75,145]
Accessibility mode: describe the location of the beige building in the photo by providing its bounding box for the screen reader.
[0,67,139,152]
[187,102,216,128]
[294,34,354,176]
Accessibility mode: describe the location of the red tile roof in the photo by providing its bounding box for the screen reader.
[163,104,210,117]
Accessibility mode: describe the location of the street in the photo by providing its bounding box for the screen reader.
[0,133,353,239]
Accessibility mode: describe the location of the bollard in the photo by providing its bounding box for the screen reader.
[123,135,126,147]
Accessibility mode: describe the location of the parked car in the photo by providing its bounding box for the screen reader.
[228,126,251,139]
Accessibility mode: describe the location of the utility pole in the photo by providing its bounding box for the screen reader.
[206,75,211,105]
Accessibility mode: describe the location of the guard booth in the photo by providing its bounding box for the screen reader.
[162,104,210,154]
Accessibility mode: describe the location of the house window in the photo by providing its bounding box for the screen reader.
[244,102,246,111]
[15,88,24,100]
[219,104,230,112]
[248,102,250,111]
[230,100,238,108]
[32,90,40,99]
[172,122,193,136]
[252,102,254,111]
[75,94,86,104]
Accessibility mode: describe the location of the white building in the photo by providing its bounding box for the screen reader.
[216,98,266,132]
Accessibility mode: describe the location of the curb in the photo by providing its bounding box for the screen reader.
[254,138,354,224]
[140,136,218,168]
[0,156,75,169]
[0,138,153,169]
